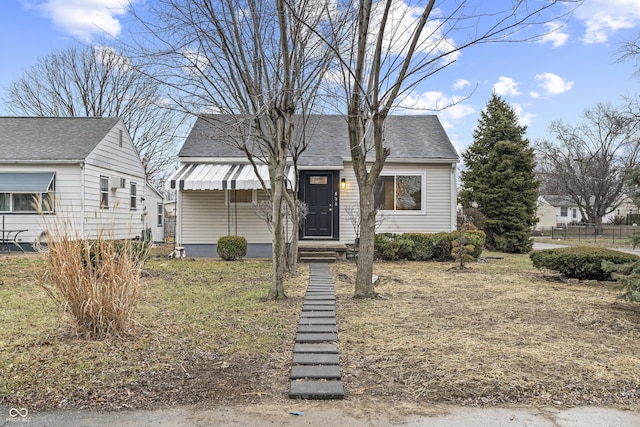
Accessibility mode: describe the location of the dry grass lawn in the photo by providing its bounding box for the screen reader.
[1,249,639,412]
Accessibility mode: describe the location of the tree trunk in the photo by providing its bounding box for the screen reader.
[354,186,377,298]
[286,194,299,274]
[268,159,287,300]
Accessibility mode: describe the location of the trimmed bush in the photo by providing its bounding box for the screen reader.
[529,247,639,281]
[374,231,484,262]
[217,235,248,261]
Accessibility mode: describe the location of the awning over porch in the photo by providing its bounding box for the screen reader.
[168,163,295,190]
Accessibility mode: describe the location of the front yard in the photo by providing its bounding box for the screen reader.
[1,251,639,411]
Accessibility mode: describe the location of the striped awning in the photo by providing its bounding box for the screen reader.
[168,163,295,190]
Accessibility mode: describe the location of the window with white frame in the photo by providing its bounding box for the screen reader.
[225,189,256,205]
[0,191,54,213]
[157,203,163,227]
[560,207,568,217]
[374,174,423,212]
[130,182,137,210]
[100,176,109,209]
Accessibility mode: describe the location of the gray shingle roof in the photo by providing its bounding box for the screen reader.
[0,117,120,162]
[179,114,459,166]
[541,195,576,207]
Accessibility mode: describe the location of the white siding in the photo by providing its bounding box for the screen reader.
[178,190,274,245]
[83,121,147,240]
[338,162,456,244]
[144,183,165,243]
[0,164,81,246]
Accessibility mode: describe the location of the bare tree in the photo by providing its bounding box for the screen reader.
[4,45,181,179]
[316,0,576,297]
[134,0,334,298]
[536,102,640,228]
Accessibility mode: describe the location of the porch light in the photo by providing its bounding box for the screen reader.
[340,178,346,189]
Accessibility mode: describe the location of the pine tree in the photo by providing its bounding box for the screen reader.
[459,94,539,253]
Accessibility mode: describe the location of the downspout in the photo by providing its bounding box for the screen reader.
[80,162,86,239]
[451,163,458,231]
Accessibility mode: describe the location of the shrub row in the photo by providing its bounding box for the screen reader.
[374,231,486,261]
[529,247,639,281]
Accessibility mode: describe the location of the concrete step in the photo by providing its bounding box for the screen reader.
[290,365,341,380]
[289,380,344,399]
[292,352,340,365]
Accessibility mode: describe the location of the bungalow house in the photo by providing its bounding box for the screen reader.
[168,114,459,258]
[536,195,583,229]
[537,194,640,229]
[0,117,164,250]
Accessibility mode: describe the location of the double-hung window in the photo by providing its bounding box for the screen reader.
[374,174,424,212]
[157,203,163,227]
[130,182,137,211]
[100,176,109,209]
[560,207,568,217]
[225,189,256,205]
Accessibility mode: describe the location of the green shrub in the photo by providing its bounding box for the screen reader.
[529,247,639,281]
[603,259,640,302]
[431,232,454,261]
[374,233,401,260]
[374,231,484,262]
[217,235,248,261]
[402,233,434,260]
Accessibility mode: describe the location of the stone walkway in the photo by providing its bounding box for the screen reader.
[288,263,344,399]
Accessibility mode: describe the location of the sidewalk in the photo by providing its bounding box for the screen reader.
[4,403,640,426]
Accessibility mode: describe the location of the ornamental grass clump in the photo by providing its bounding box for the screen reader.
[41,219,148,339]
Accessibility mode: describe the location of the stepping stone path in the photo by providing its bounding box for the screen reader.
[288,263,344,399]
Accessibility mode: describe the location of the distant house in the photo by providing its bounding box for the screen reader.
[536,195,583,229]
[0,117,164,250]
[167,114,459,258]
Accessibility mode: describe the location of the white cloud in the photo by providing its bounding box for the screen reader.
[493,76,520,97]
[370,2,460,62]
[537,22,569,48]
[512,103,535,127]
[32,0,133,42]
[395,90,475,131]
[574,0,640,44]
[535,72,574,95]
[453,79,470,90]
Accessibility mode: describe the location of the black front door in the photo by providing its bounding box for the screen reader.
[302,173,333,237]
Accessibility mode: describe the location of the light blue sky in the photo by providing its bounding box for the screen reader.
[1,0,640,155]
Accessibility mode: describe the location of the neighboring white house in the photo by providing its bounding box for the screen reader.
[0,117,163,249]
[537,194,640,229]
[167,114,459,258]
[536,195,583,229]
[144,182,165,243]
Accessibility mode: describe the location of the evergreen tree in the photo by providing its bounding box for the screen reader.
[459,94,539,253]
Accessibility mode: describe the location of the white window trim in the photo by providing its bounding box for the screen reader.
[100,176,109,209]
[225,189,257,205]
[376,172,426,215]
[130,182,137,211]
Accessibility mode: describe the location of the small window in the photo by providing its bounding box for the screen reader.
[374,175,423,211]
[226,189,255,204]
[100,176,109,209]
[309,176,328,185]
[572,209,577,219]
[157,203,163,227]
[130,182,137,210]
[560,207,568,217]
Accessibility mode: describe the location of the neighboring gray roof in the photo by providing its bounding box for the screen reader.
[179,114,459,166]
[0,117,120,162]
[541,195,576,207]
